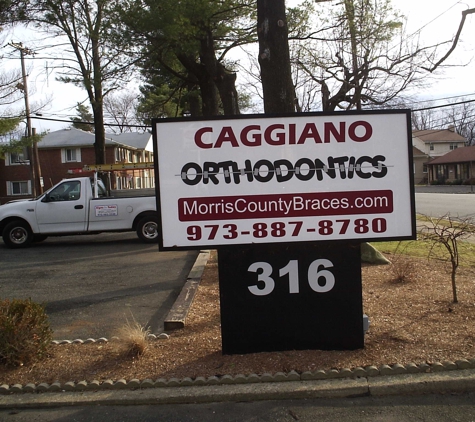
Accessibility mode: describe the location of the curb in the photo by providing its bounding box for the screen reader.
[1,359,475,396]
[163,250,209,330]
[1,369,475,408]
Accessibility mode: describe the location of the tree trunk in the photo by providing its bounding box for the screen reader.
[257,0,296,114]
[178,54,220,117]
[91,32,106,164]
[199,32,240,116]
[216,63,240,115]
[451,262,458,303]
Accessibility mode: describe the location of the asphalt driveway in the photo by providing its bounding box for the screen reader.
[0,232,198,340]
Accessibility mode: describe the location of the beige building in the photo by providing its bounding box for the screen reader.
[412,125,468,185]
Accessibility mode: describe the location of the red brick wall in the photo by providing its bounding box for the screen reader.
[0,146,117,204]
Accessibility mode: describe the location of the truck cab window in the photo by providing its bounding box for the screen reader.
[48,181,81,201]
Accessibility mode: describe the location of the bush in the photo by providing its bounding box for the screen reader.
[462,178,475,186]
[0,298,53,366]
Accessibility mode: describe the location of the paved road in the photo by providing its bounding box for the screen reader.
[415,185,475,219]
[1,392,475,421]
[0,232,198,340]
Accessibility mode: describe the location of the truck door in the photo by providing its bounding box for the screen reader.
[35,180,88,233]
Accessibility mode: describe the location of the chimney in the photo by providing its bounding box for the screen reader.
[448,124,455,132]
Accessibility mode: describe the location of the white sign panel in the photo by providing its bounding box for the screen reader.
[94,204,118,217]
[153,111,415,250]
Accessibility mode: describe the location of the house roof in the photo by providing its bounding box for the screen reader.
[427,146,475,165]
[106,132,153,151]
[412,146,428,157]
[37,128,153,151]
[412,128,466,144]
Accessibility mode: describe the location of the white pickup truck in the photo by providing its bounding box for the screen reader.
[0,177,158,248]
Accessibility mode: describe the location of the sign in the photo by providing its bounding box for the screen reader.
[218,242,364,354]
[94,204,118,217]
[153,110,415,250]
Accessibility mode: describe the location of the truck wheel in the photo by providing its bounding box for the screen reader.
[136,215,159,243]
[3,220,33,248]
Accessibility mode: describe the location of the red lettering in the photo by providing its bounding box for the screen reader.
[194,120,373,148]
[289,123,296,144]
[241,125,262,147]
[349,121,372,142]
[194,127,213,149]
[215,126,239,148]
[297,123,322,144]
[324,122,346,143]
[264,124,286,145]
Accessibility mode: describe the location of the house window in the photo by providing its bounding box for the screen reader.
[450,143,458,150]
[423,164,428,173]
[61,148,81,163]
[7,181,31,196]
[429,143,434,151]
[6,150,28,166]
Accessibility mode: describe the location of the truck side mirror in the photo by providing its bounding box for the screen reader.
[42,193,52,203]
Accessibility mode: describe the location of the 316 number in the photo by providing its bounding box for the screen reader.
[248,259,335,296]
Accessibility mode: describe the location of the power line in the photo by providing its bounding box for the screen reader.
[413,98,475,111]
[30,115,151,129]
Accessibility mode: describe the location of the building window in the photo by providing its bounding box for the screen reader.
[423,164,428,173]
[6,150,29,166]
[61,148,81,163]
[450,143,458,150]
[7,181,31,196]
[429,143,434,151]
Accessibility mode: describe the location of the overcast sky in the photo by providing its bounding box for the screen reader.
[2,0,474,133]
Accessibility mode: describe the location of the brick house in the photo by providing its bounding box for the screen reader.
[0,128,154,204]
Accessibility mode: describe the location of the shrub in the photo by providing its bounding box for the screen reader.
[0,298,53,366]
[388,241,417,283]
[389,255,416,283]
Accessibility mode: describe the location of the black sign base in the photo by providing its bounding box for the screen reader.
[218,242,364,355]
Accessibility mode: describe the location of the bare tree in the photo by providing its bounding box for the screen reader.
[23,0,134,164]
[291,0,441,111]
[419,214,475,303]
[443,100,475,145]
[422,8,475,73]
[103,92,140,134]
[411,103,444,130]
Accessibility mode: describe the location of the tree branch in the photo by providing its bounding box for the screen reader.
[422,8,475,72]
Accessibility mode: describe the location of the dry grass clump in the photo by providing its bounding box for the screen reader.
[116,318,151,358]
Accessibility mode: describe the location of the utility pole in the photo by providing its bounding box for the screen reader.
[9,42,43,197]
